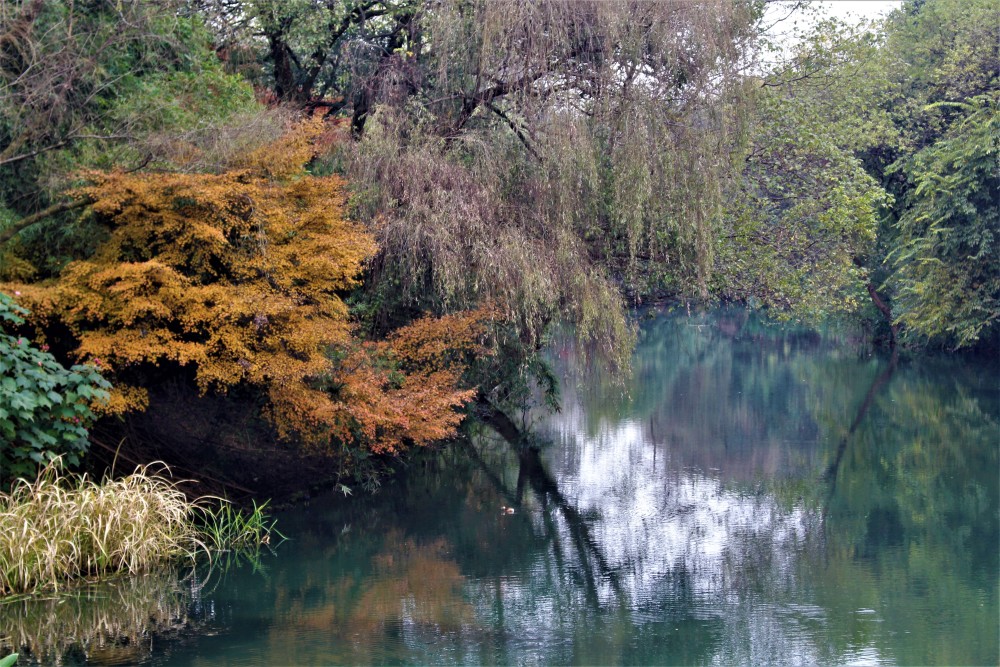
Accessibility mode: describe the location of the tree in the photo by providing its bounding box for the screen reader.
[0,0,260,272]
[195,0,418,125]
[3,119,488,454]
[304,0,764,405]
[715,15,894,324]
[877,0,999,159]
[888,95,1000,347]
[873,0,1000,348]
[723,0,1000,350]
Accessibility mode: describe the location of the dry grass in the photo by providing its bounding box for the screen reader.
[0,462,206,597]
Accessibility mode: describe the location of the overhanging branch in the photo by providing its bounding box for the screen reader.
[0,198,91,247]
[484,101,541,162]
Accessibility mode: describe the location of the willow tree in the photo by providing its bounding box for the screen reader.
[270,0,761,406]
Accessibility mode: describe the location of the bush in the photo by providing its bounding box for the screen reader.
[4,121,491,456]
[0,463,199,596]
[0,462,280,596]
[0,292,110,484]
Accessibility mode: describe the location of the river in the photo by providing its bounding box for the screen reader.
[2,307,997,665]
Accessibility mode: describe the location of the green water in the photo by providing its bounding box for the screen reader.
[3,308,998,665]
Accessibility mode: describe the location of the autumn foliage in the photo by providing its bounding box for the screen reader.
[326,308,492,454]
[4,119,490,454]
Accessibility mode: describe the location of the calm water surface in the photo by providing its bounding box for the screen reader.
[3,308,998,665]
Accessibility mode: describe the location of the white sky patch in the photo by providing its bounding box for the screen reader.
[763,1,903,61]
[817,1,902,24]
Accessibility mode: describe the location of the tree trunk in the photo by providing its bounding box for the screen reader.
[865,281,899,348]
[853,257,898,347]
[268,33,300,103]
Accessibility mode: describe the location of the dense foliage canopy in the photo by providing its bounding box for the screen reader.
[876,0,999,348]
[2,120,490,463]
[0,0,996,485]
[720,0,998,348]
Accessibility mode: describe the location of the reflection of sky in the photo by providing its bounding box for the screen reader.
[481,353,892,665]
[108,312,994,666]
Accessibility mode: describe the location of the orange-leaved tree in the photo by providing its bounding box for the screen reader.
[5,118,490,453]
[325,307,493,454]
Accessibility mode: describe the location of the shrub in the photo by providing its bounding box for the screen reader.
[0,292,110,484]
[4,120,491,455]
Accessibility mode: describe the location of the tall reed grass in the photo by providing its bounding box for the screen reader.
[0,462,278,597]
[198,498,281,552]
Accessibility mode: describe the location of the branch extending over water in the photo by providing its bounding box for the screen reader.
[473,404,626,605]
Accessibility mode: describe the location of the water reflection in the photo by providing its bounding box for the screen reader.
[525,308,998,665]
[0,567,209,665]
[4,308,995,666]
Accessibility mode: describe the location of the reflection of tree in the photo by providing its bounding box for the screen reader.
[350,531,475,633]
[471,406,624,606]
[539,307,998,666]
[465,420,723,665]
[547,307,868,483]
[822,350,898,493]
[253,527,481,665]
[26,309,990,666]
[810,361,1000,666]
